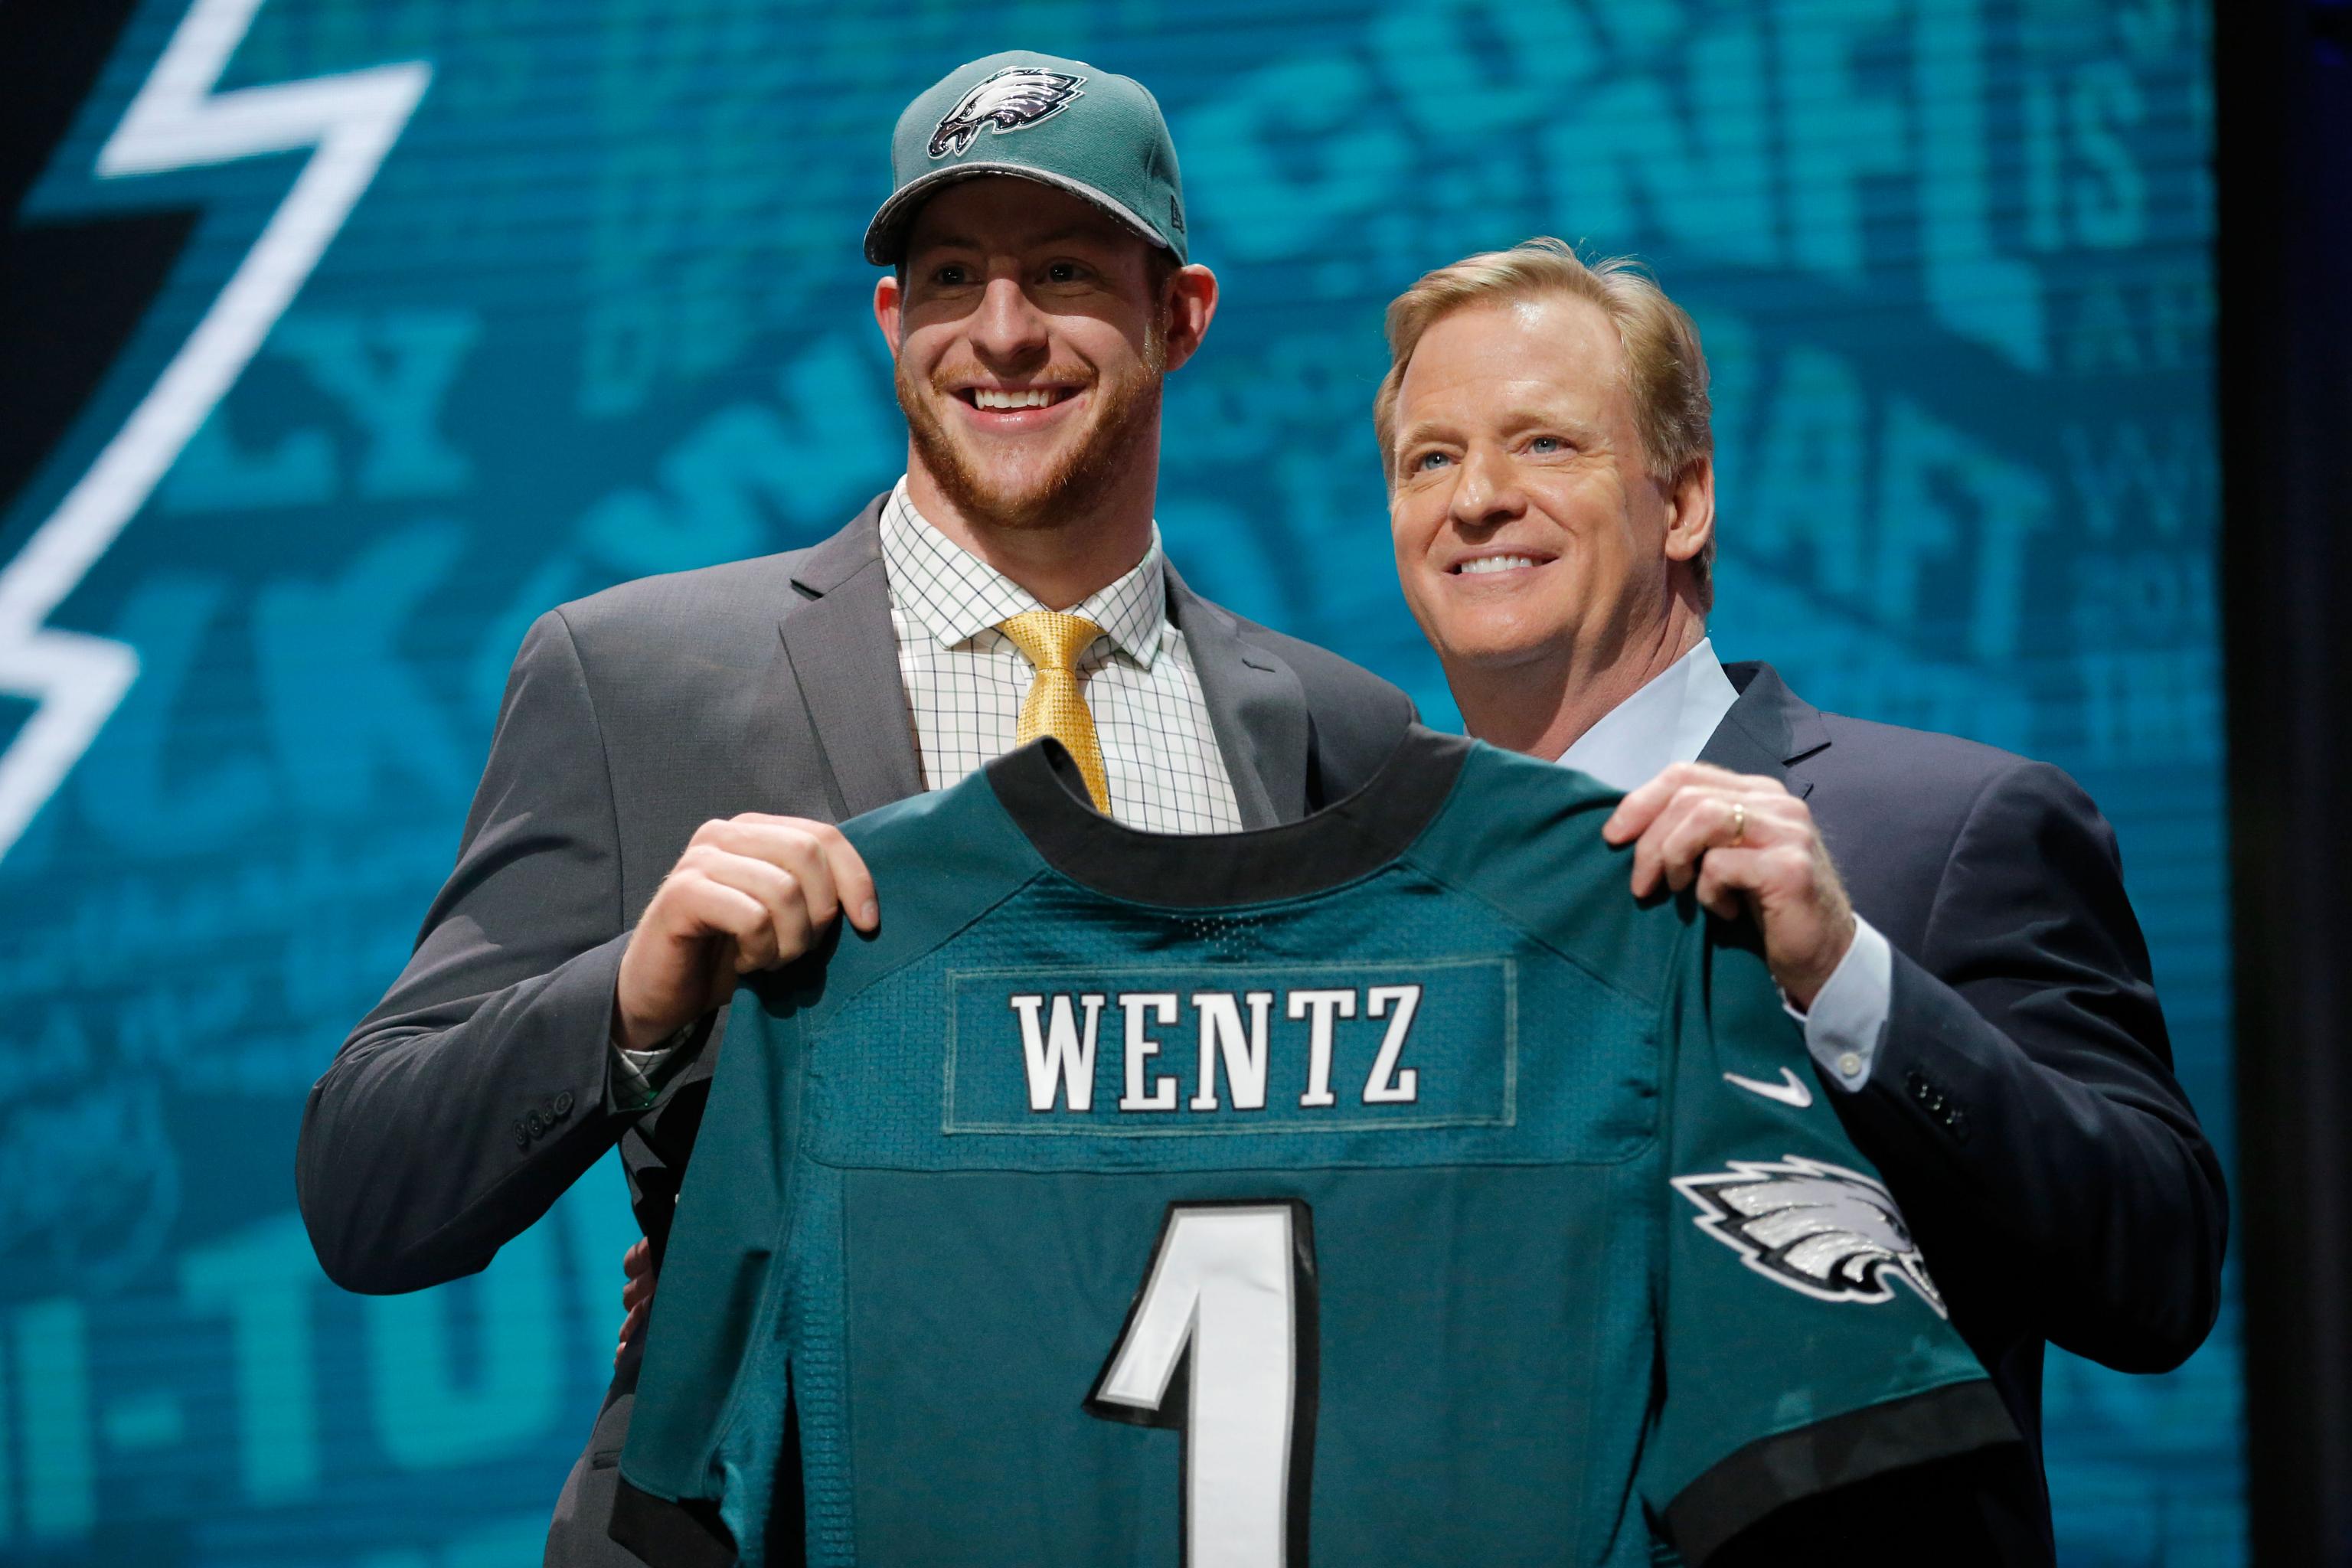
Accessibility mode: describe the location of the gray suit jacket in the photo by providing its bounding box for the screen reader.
[293,496,1413,1563]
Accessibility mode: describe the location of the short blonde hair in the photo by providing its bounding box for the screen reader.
[1374,239,1715,595]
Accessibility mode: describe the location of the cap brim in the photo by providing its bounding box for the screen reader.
[862,163,1171,265]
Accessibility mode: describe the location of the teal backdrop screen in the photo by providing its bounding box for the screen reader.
[0,1,2236,1563]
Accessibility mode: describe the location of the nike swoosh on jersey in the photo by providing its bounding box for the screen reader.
[1721,1067,1815,1109]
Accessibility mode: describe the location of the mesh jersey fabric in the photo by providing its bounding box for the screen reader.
[614,728,2016,1568]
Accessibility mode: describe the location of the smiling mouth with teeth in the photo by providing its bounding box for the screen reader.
[1454,554,1543,575]
[965,387,1077,410]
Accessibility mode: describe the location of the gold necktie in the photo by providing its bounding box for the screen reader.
[997,610,1111,811]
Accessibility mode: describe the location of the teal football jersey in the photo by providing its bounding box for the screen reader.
[615,730,2015,1568]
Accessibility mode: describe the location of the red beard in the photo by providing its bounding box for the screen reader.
[897,344,1165,535]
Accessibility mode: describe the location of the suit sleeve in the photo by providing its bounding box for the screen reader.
[296,608,648,1294]
[1831,760,2227,1371]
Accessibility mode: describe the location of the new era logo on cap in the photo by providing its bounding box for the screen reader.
[928,66,1086,158]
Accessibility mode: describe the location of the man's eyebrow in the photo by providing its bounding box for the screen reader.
[908,222,1117,258]
[1027,222,1117,249]
[906,229,983,256]
[1395,416,1462,446]
[1442,403,1600,433]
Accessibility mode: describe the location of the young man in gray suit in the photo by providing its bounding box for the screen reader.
[1375,238,2226,1560]
[295,54,1410,1566]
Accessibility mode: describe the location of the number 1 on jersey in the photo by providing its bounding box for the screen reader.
[1086,1200,1320,1567]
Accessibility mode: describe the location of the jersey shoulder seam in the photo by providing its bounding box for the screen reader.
[795,864,1059,1040]
[1392,850,1681,1013]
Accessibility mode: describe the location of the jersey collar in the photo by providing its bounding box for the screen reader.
[985,727,1472,906]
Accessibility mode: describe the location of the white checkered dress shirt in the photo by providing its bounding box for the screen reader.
[612,481,1246,1100]
[880,479,1244,834]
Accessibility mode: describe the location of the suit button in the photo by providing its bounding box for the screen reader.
[554,1090,575,1116]
[515,1128,530,1151]
[527,1112,546,1136]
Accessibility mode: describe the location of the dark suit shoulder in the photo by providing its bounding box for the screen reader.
[1808,710,2057,826]
[1223,610,1416,726]
[552,547,818,650]
[1801,708,2113,955]
[1222,609,1418,805]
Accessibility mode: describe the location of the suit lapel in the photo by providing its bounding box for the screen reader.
[768,511,1317,829]
[1167,567,1303,830]
[1700,662,1831,799]
[775,498,924,821]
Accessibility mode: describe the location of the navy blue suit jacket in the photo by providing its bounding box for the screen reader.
[1696,662,2226,1557]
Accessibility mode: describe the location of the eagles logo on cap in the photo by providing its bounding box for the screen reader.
[929,66,1085,158]
[865,51,1190,266]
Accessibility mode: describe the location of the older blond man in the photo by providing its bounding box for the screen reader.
[1379,240,2224,1560]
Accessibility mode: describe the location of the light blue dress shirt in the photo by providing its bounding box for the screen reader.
[1557,639,1890,1093]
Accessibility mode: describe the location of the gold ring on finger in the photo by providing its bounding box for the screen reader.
[1728,801,1746,846]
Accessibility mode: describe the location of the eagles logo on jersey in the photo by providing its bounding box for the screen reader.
[1673,1155,1948,1316]
[929,66,1085,158]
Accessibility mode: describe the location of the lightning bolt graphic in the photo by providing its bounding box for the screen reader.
[0,0,430,861]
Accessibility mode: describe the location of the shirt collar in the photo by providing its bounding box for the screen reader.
[879,477,1167,665]
[1555,638,1740,792]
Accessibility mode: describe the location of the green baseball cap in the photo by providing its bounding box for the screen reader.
[863,51,1187,266]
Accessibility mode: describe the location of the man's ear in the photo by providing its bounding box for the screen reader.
[1661,455,1716,567]
[1161,263,1218,373]
[873,273,904,357]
